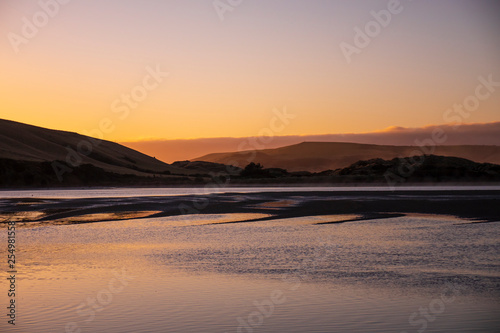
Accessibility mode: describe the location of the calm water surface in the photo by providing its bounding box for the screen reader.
[0,188,499,332]
[2,185,500,198]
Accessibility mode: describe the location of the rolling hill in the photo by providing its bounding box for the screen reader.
[0,118,190,177]
[331,155,500,182]
[231,155,500,184]
[193,142,500,172]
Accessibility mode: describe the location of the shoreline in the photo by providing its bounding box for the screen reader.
[1,183,500,192]
[1,189,499,227]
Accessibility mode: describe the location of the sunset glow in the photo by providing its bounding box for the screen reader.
[1,0,499,143]
[1,2,500,332]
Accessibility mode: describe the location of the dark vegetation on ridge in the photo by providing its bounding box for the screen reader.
[1,118,499,188]
[2,155,500,188]
[229,155,500,184]
[194,141,500,172]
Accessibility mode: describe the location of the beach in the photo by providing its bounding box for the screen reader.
[2,187,500,227]
[1,187,499,332]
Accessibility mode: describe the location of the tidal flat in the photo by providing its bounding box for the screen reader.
[0,187,499,332]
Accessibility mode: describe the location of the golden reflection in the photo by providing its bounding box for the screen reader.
[262,214,362,225]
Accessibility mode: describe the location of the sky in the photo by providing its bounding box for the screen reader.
[1,0,499,148]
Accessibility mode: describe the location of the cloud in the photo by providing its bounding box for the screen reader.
[120,122,500,163]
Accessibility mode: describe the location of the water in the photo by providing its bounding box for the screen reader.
[1,185,500,199]
[0,188,499,332]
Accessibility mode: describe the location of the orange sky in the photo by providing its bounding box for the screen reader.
[1,0,499,143]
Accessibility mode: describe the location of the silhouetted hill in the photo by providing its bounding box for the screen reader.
[331,155,500,182]
[3,119,499,187]
[194,142,500,172]
[0,158,198,187]
[0,118,191,176]
[0,118,208,187]
[229,155,500,184]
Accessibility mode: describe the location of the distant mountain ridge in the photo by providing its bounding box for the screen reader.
[193,141,500,172]
[2,118,500,187]
[121,122,500,163]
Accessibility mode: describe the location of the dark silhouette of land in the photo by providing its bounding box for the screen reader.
[0,118,188,176]
[1,118,500,188]
[194,141,500,172]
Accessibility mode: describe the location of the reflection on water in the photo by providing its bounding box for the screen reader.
[2,211,164,227]
[2,185,500,199]
[1,211,499,332]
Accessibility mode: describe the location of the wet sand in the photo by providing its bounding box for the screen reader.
[1,188,499,332]
[1,190,499,227]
